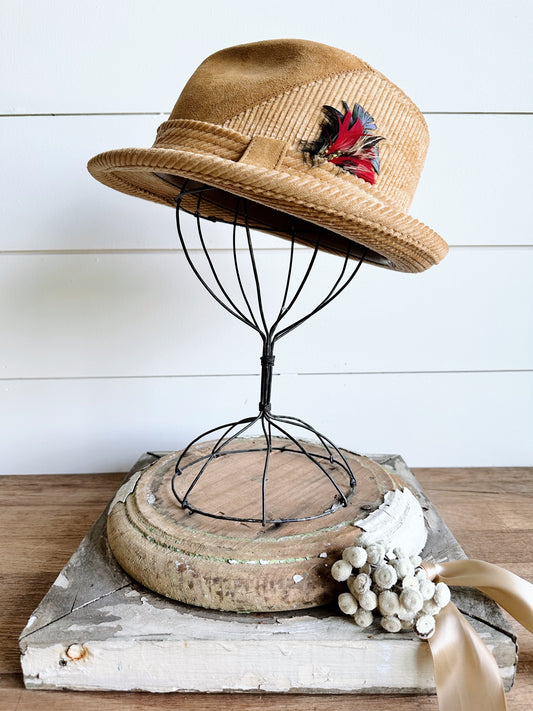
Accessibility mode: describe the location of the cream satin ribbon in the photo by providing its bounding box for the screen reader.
[422,560,533,711]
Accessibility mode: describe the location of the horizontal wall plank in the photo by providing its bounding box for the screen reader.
[2,1,531,114]
[1,248,531,378]
[1,114,532,252]
[0,114,174,252]
[411,114,533,244]
[1,371,531,473]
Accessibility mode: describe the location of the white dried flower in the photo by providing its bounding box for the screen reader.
[346,575,356,595]
[359,589,378,611]
[342,546,367,568]
[378,590,400,617]
[338,592,358,615]
[331,559,352,582]
[373,564,397,590]
[381,615,402,633]
[434,582,451,608]
[415,567,428,582]
[392,558,415,579]
[337,541,437,640]
[419,579,436,601]
[397,605,415,622]
[402,574,420,591]
[350,572,371,595]
[399,588,423,614]
[415,614,436,640]
[422,598,441,616]
[366,543,386,565]
[353,608,373,628]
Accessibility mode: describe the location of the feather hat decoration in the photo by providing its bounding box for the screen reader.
[301,102,384,184]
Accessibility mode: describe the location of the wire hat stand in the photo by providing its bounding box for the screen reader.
[170,181,367,526]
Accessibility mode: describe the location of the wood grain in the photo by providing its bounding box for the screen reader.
[1,467,531,709]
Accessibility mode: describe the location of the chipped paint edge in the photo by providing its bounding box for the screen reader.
[108,471,142,514]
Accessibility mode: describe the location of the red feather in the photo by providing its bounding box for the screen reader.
[330,155,377,184]
[326,112,364,156]
[300,102,384,185]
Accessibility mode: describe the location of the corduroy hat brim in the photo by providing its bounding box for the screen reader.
[88,131,447,273]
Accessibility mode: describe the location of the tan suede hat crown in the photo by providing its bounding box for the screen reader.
[88,39,448,272]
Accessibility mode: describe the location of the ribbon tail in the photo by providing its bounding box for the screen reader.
[428,601,507,711]
[431,559,533,634]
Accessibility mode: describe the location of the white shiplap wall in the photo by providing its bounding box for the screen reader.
[1,0,532,474]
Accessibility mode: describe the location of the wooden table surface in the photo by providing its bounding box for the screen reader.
[1,466,532,710]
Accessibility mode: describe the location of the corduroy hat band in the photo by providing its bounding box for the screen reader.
[88,39,448,272]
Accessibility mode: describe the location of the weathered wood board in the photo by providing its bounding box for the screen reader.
[19,453,517,694]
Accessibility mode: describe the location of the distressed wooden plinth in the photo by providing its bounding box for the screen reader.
[19,453,518,694]
[106,438,422,611]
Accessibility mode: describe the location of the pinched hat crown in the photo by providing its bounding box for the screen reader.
[88,39,448,272]
[170,40,370,125]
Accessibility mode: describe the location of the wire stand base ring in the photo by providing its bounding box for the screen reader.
[173,429,356,525]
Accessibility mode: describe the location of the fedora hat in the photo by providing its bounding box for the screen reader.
[88,39,448,272]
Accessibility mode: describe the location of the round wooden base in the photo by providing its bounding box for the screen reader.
[107,438,408,612]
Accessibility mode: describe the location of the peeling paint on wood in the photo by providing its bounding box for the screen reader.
[18,453,517,694]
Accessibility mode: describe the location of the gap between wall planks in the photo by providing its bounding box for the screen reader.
[0,466,531,709]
